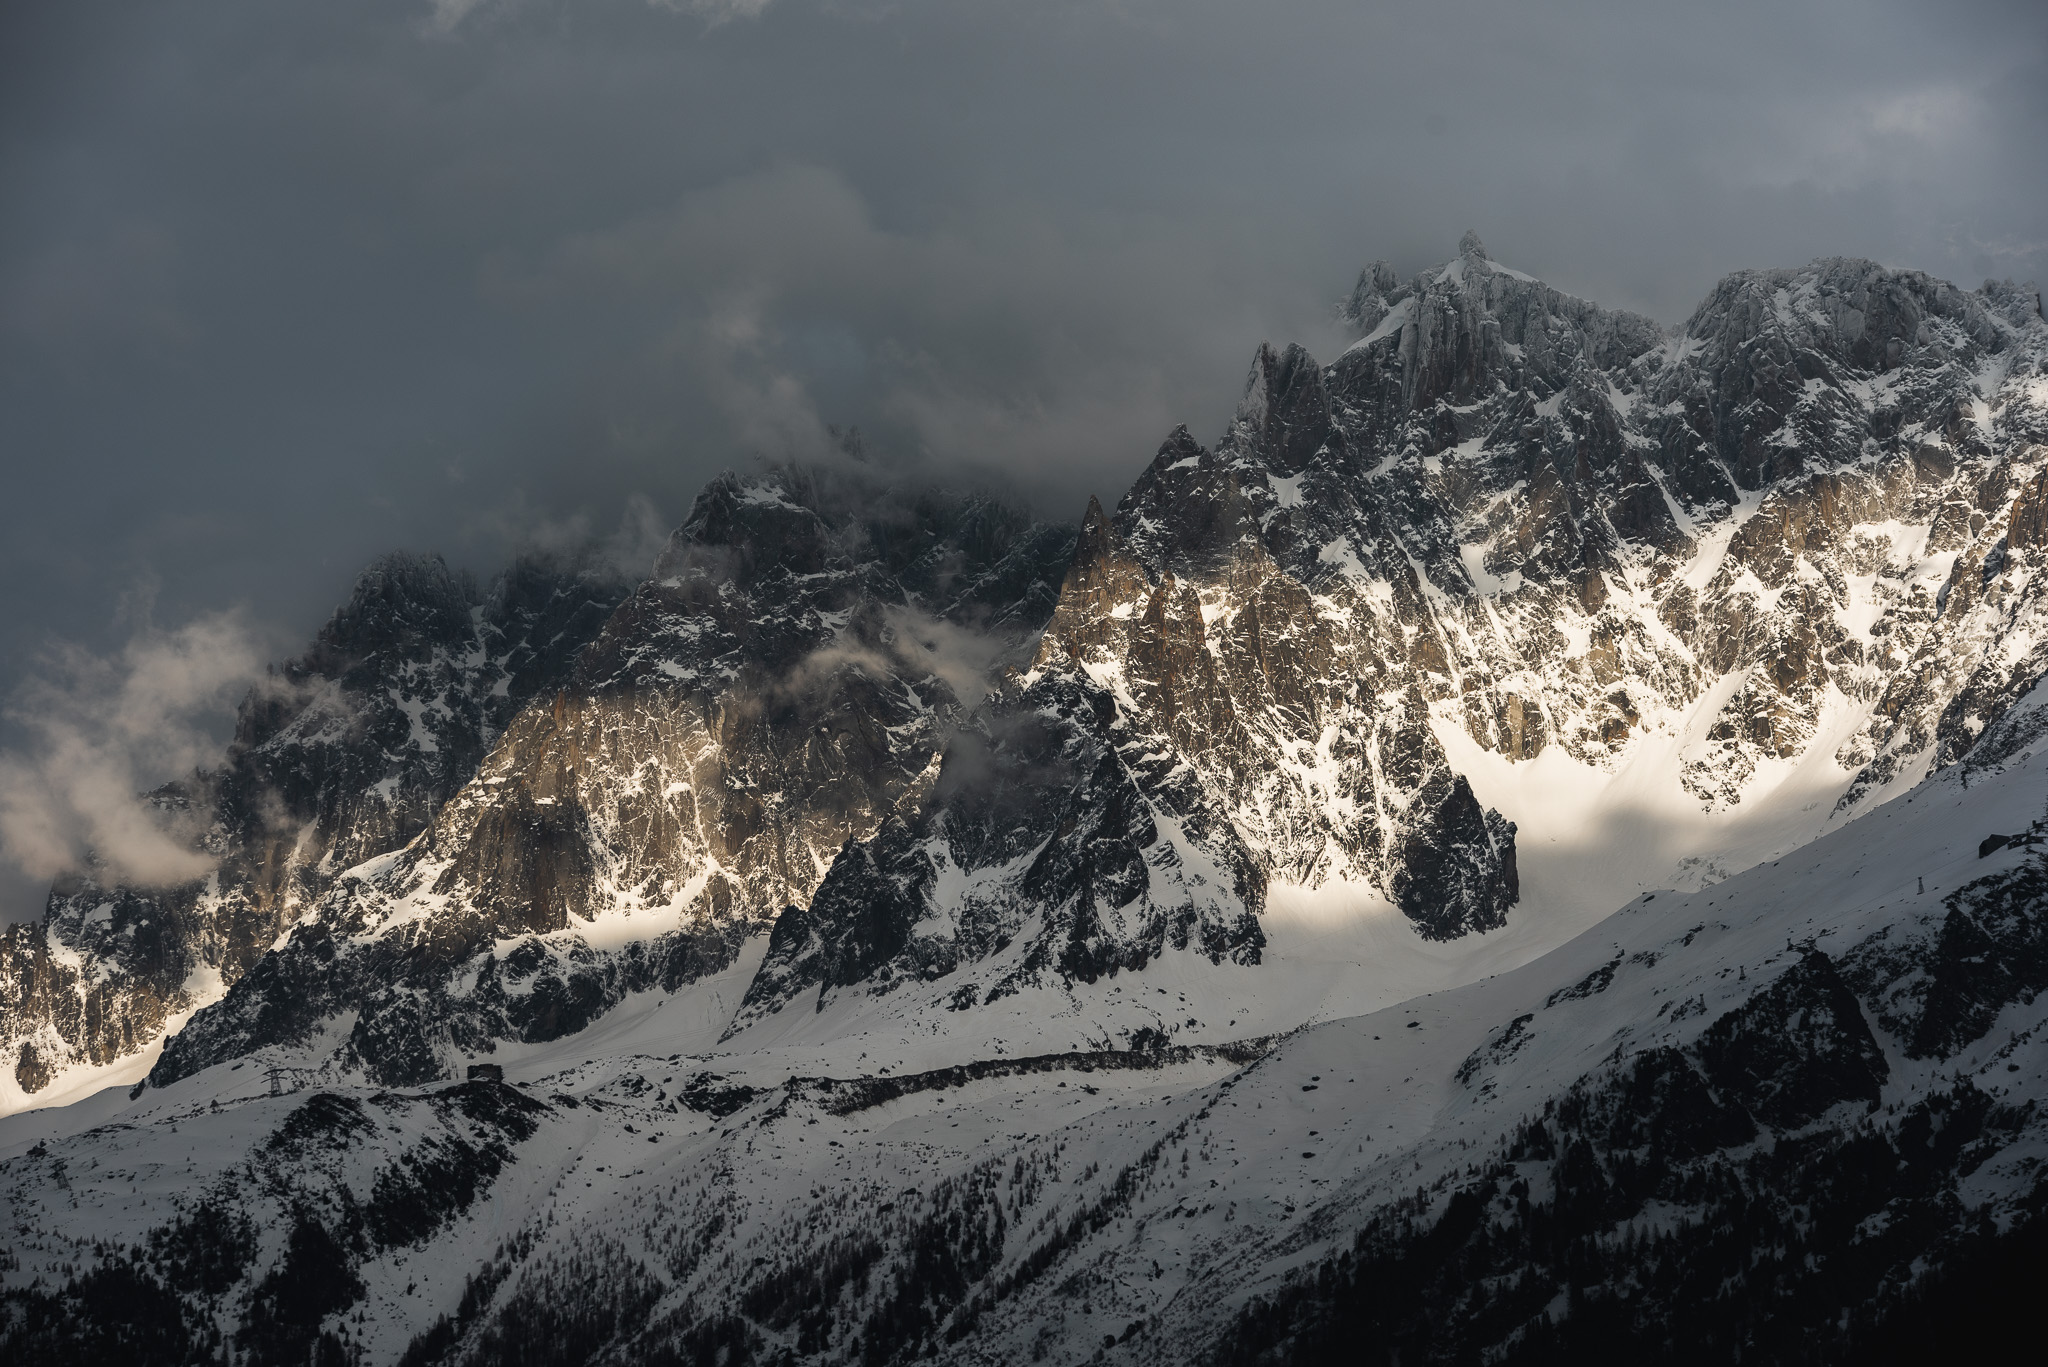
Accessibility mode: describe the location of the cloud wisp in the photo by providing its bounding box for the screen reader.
[0,613,267,892]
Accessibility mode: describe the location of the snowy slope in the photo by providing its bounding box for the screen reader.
[6,744,2047,1364]
[947,751,2048,1364]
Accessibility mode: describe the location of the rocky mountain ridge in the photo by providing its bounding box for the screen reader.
[145,476,1077,1088]
[3,236,2048,1365]
[9,237,2048,1108]
[718,236,2047,1043]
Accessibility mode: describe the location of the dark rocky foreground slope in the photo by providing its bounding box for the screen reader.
[1210,836,2048,1367]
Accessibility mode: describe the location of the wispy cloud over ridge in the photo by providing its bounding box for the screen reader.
[427,0,775,35]
[0,612,266,892]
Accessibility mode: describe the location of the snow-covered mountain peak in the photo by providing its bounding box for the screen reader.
[1677,256,2027,373]
[12,247,2047,1116]
[10,243,2048,1364]
[651,468,831,585]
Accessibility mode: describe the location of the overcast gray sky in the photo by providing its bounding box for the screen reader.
[1,0,2044,917]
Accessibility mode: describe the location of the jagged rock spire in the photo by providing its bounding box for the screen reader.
[1459,228,1489,261]
[1074,493,1118,568]
[1232,342,1334,478]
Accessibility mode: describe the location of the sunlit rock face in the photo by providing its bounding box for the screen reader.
[1314,242,2048,813]
[0,551,632,1103]
[147,475,1079,1086]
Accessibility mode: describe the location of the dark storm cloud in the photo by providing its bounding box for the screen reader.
[1,0,2043,915]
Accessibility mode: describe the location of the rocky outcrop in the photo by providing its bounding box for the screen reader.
[731,665,1267,1030]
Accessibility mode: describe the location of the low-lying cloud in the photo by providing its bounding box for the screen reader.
[468,490,676,584]
[487,159,1340,511]
[782,605,1016,712]
[0,612,267,895]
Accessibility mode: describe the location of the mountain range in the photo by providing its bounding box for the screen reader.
[3,233,2046,1365]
